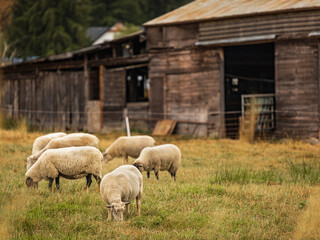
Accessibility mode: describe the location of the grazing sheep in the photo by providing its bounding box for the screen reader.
[25,146,102,190]
[32,132,67,155]
[103,136,155,164]
[27,133,99,170]
[133,144,181,181]
[100,165,143,221]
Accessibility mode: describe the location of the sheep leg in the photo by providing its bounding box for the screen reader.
[93,175,101,186]
[126,204,129,214]
[48,178,54,191]
[55,176,60,190]
[155,171,159,180]
[136,196,141,216]
[147,171,150,179]
[86,174,92,188]
[107,208,112,220]
[93,175,101,192]
[123,155,128,164]
[171,172,176,182]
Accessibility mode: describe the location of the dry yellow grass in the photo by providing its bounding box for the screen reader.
[294,187,320,239]
[0,127,320,239]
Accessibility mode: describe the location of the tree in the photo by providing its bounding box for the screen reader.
[0,0,14,31]
[7,0,91,58]
[89,0,193,26]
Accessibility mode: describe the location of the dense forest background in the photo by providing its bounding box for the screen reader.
[0,0,192,59]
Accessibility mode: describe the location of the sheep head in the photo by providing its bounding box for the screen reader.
[103,152,113,163]
[26,177,38,189]
[27,155,37,170]
[133,160,144,172]
[108,202,125,221]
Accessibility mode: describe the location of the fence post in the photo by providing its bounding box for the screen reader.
[125,116,131,137]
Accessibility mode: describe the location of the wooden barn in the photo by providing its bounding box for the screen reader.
[144,0,320,138]
[0,31,150,132]
[2,0,320,139]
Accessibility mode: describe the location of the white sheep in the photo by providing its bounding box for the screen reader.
[133,144,181,181]
[32,132,67,155]
[25,146,102,190]
[103,135,155,164]
[100,165,143,221]
[27,133,99,170]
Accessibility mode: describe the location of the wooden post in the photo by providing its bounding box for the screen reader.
[219,48,225,138]
[126,116,131,137]
[99,65,104,130]
[84,55,89,130]
[318,42,320,138]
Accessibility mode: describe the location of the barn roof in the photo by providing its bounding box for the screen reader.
[86,27,110,42]
[144,0,320,26]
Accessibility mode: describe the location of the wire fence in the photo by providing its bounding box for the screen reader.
[0,107,319,138]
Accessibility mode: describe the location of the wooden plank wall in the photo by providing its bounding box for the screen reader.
[148,24,222,136]
[1,70,86,131]
[199,10,320,43]
[275,39,319,138]
[101,67,126,131]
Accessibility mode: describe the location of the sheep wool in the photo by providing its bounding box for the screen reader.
[103,135,155,164]
[25,146,103,190]
[133,144,181,181]
[27,133,99,169]
[100,165,143,221]
[32,132,67,155]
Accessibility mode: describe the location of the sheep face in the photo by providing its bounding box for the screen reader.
[133,161,144,172]
[103,152,113,163]
[27,155,37,169]
[109,202,124,221]
[26,177,38,189]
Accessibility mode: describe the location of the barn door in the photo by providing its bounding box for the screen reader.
[149,76,164,119]
[101,67,126,128]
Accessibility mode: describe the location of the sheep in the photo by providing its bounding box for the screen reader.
[32,132,67,155]
[103,135,155,164]
[100,165,143,221]
[25,146,102,190]
[133,144,181,181]
[27,133,99,170]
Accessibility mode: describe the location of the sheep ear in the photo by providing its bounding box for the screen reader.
[133,163,141,168]
[107,205,114,209]
[124,202,131,206]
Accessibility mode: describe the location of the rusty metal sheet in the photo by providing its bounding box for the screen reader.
[152,120,177,136]
[144,0,320,26]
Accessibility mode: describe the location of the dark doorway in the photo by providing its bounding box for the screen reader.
[126,67,149,102]
[224,43,275,138]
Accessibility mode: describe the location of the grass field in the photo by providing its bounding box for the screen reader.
[1,128,320,239]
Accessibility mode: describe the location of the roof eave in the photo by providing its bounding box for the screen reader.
[143,6,320,27]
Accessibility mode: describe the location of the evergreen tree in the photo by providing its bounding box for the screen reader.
[89,0,192,26]
[8,0,91,58]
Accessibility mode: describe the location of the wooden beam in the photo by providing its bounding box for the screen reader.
[99,65,104,130]
[219,48,225,138]
[318,41,320,138]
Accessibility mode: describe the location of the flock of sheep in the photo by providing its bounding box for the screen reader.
[25,132,181,221]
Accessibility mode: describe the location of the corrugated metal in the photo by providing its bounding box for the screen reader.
[144,0,320,26]
[197,9,320,45]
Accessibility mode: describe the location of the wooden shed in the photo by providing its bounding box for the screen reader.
[0,31,150,132]
[144,0,320,138]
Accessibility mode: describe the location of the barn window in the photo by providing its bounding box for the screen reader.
[126,67,149,102]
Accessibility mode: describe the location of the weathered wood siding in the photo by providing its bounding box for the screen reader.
[148,23,222,136]
[199,10,320,44]
[275,39,319,138]
[101,67,126,131]
[1,70,86,131]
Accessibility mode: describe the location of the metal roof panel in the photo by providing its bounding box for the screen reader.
[144,0,320,26]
